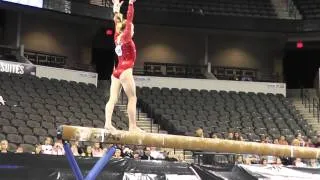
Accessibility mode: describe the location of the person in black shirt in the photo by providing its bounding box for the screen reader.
[140,147,154,160]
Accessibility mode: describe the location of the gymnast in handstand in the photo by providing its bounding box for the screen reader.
[105,0,143,132]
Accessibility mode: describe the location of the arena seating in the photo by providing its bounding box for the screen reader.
[293,0,320,19]
[0,72,316,153]
[136,0,277,19]
[137,87,316,142]
[0,72,129,152]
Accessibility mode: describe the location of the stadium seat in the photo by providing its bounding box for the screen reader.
[33,128,48,137]
[12,120,26,127]
[0,133,6,141]
[23,135,39,145]
[41,122,55,130]
[26,121,41,128]
[3,126,18,134]
[0,71,315,150]
[48,129,57,137]
[0,118,10,126]
[137,87,315,140]
[7,134,23,144]
[18,127,33,136]
[8,143,17,152]
[20,144,35,153]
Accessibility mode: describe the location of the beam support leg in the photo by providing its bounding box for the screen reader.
[85,146,117,180]
[63,142,84,180]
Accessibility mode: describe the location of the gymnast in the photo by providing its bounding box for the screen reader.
[105,0,143,132]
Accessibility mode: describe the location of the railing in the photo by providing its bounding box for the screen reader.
[287,0,300,19]
[24,50,67,68]
[301,88,320,123]
[301,88,311,113]
[142,62,207,79]
[0,45,25,63]
[312,98,320,123]
[211,66,258,81]
[119,90,159,133]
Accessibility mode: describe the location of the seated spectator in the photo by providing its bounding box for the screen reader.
[261,158,268,166]
[261,154,276,164]
[274,157,283,166]
[227,132,234,140]
[33,144,42,155]
[233,132,243,141]
[260,135,266,143]
[292,133,305,147]
[52,139,65,155]
[78,146,86,156]
[0,95,5,105]
[92,142,104,157]
[235,155,244,165]
[0,140,9,153]
[176,154,185,163]
[211,134,218,139]
[305,138,314,147]
[294,158,307,167]
[261,136,271,143]
[165,151,178,162]
[278,136,288,145]
[150,146,164,159]
[291,138,301,146]
[70,141,80,156]
[308,159,320,168]
[141,147,154,160]
[15,146,24,153]
[41,137,53,155]
[273,139,279,144]
[265,136,272,143]
[113,148,122,159]
[244,158,252,165]
[133,150,141,160]
[314,136,320,148]
[85,145,93,157]
[195,128,204,138]
[242,154,260,164]
[122,146,133,158]
[134,146,144,157]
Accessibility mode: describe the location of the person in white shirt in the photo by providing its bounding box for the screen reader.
[41,137,53,155]
[294,158,307,167]
[52,139,65,155]
[150,147,164,159]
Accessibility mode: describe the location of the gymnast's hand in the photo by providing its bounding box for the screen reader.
[129,0,136,4]
[113,0,124,13]
[112,0,120,4]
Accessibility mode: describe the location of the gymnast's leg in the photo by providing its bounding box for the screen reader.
[104,75,122,131]
[119,68,143,132]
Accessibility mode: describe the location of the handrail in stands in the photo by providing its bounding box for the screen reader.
[301,88,320,123]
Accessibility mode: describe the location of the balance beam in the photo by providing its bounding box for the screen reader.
[57,125,320,159]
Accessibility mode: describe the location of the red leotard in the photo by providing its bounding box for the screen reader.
[112,3,136,79]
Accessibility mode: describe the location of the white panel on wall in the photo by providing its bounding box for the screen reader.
[134,76,286,96]
[36,65,98,86]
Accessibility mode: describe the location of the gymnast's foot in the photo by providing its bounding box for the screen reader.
[104,125,117,132]
[129,126,144,133]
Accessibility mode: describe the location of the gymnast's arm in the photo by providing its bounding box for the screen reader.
[113,0,124,36]
[122,0,135,42]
